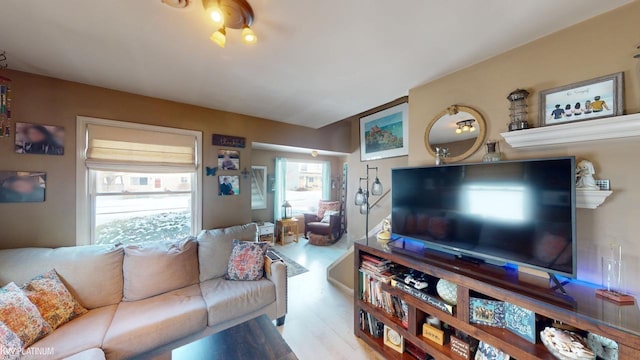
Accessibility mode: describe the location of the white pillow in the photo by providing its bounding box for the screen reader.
[321,210,340,223]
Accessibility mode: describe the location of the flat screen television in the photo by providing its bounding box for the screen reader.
[391,157,576,277]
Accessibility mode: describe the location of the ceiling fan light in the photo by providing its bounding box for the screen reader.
[241,26,257,45]
[206,2,224,26]
[210,27,226,48]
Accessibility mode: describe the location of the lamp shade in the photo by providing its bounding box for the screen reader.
[205,2,224,26]
[359,203,368,215]
[210,27,226,48]
[354,188,365,205]
[241,26,257,45]
[371,178,383,196]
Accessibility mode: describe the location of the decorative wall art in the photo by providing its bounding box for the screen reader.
[218,175,240,196]
[360,101,408,161]
[0,171,46,203]
[14,122,64,155]
[212,134,246,148]
[217,149,240,170]
[539,72,624,127]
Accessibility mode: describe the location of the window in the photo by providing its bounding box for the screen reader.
[274,159,330,217]
[76,116,202,246]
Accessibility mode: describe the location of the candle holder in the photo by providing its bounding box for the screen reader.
[596,243,635,305]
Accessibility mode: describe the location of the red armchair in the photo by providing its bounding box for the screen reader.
[303,201,343,241]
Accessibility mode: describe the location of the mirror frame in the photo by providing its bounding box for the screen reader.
[251,165,268,210]
[424,105,487,163]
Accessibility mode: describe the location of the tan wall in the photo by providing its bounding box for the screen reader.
[409,2,640,296]
[0,70,350,249]
[345,97,409,240]
[250,149,344,224]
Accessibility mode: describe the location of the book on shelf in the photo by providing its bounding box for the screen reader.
[359,269,408,325]
[359,310,385,338]
[391,279,454,315]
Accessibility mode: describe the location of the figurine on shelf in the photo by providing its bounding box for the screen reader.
[576,159,599,190]
[435,147,449,166]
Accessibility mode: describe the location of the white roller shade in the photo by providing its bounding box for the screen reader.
[85,124,197,168]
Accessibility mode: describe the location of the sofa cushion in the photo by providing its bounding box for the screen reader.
[23,305,117,360]
[200,277,276,326]
[103,284,207,360]
[225,240,269,281]
[197,223,258,282]
[22,269,88,330]
[0,246,124,309]
[123,237,199,302]
[0,282,52,348]
[63,348,106,360]
[0,321,22,360]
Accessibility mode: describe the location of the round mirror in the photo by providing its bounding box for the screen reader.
[424,105,487,163]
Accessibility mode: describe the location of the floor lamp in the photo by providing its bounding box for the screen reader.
[354,165,383,243]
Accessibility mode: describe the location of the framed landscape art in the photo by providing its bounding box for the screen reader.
[360,101,408,161]
[539,72,624,127]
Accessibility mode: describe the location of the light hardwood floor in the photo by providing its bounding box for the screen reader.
[274,236,384,360]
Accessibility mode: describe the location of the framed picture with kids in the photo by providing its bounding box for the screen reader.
[539,72,624,127]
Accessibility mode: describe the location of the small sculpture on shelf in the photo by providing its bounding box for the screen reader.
[435,146,449,166]
[576,159,599,190]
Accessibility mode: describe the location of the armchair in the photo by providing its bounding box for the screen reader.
[304,201,343,241]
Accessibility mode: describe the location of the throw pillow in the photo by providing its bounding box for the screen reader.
[122,237,199,302]
[0,282,51,348]
[197,223,259,282]
[317,201,340,219]
[22,269,88,330]
[321,210,340,223]
[225,240,269,281]
[0,321,22,360]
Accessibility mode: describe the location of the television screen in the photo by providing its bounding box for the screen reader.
[391,157,576,277]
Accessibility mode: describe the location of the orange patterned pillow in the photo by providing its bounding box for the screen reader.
[0,282,51,348]
[317,201,340,219]
[22,269,88,330]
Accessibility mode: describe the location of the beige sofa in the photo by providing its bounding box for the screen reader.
[0,223,287,360]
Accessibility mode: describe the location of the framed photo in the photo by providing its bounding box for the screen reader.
[470,298,505,328]
[383,325,404,353]
[539,72,624,127]
[0,171,46,203]
[217,149,240,170]
[504,302,536,344]
[15,122,65,155]
[360,101,408,161]
[218,175,239,196]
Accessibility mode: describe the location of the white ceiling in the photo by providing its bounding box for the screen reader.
[0,0,631,129]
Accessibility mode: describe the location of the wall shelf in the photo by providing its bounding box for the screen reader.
[500,113,640,148]
[576,189,613,209]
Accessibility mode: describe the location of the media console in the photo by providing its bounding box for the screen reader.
[354,239,640,359]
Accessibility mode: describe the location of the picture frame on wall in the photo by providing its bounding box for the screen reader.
[360,101,408,161]
[15,122,65,155]
[217,149,240,170]
[539,72,624,127]
[218,175,240,196]
[0,171,46,203]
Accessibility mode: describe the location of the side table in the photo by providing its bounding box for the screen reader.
[276,218,299,245]
[257,222,275,245]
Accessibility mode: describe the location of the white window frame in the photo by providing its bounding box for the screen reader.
[75,116,203,246]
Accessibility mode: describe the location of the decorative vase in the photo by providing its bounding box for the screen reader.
[436,279,458,305]
[482,140,501,163]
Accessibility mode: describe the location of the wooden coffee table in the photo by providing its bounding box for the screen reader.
[171,315,297,360]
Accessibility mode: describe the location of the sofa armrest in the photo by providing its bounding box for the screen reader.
[265,260,287,320]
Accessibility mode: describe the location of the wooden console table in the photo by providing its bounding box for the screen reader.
[354,238,640,359]
[276,218,299,245]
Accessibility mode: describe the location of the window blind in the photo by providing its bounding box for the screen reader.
[85,124,197,169]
